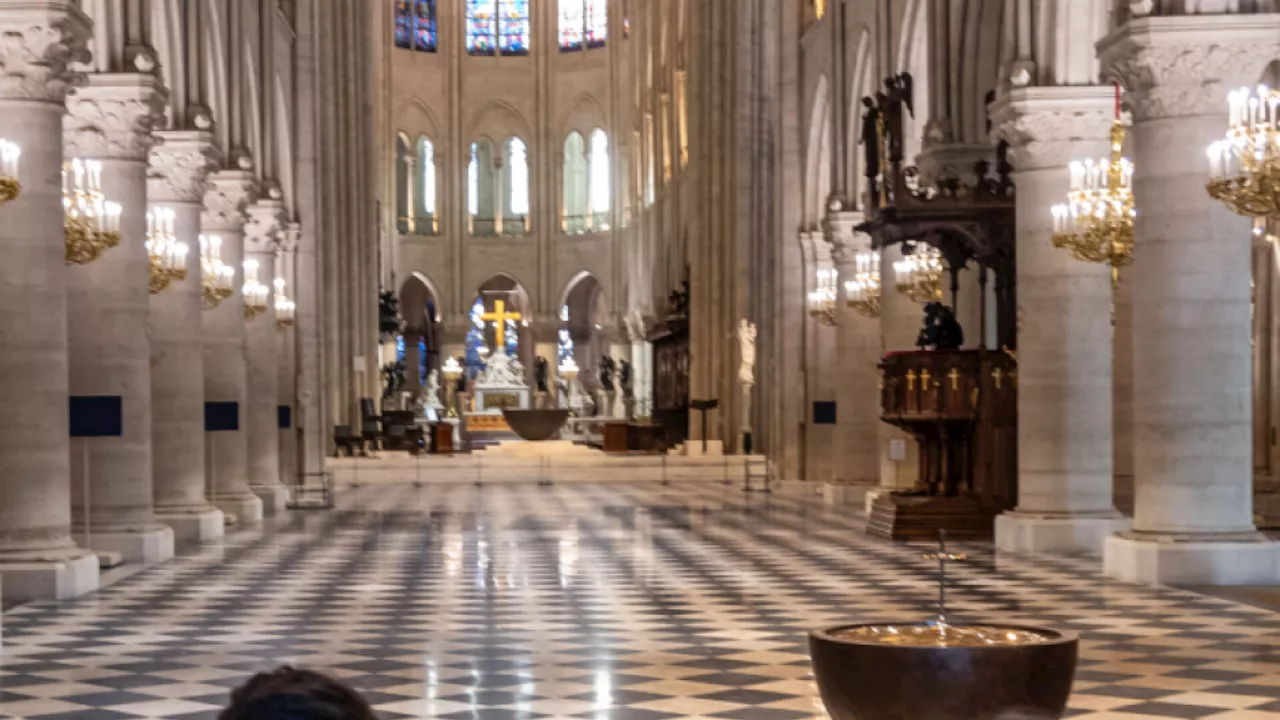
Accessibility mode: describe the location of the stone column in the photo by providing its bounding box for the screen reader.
[826,211,881,487]
[0,2,99,603]
[991,86,1131,555]
[531,314,559,408]
[402,334,422,401]
[801,230,835,482]
[1114,276,1135,515]
[278,223,300,488]
[65,74,173,563]
[878,244,922,492]
[1099,15,1280,584]
[147,129,224,544]
[202,167,263,523]
[244,196,289,514]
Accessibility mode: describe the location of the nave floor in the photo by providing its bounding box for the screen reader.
[4,482,1280,719]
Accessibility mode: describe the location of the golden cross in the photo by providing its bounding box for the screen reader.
[920,369,931,388]
[948,368,960,390]
[992,367,1004,390]
[906,370,916,391]
[480,299,522,350]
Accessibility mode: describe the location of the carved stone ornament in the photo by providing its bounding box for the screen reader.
[824,211,868,266]
[147,129,220,203]
[280,222,302,254]
[0,3,92,104]
[244,199,287,254]
[202,170,258,233]
[64,73,167,159]
[1099,16,1280,123]
[989,87,1115,171]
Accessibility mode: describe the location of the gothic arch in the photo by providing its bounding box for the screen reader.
[400,271,443,333]
[466,100,532,156]
[847,28,872,203]
[203,0,231,153]
[395,96,442,142]
[804,74,831,228]
[560,92,607,140]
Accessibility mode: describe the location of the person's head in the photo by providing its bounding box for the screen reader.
[219,666,378,720]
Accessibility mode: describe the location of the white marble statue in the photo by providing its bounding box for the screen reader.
[738,319,757,388]
[422,369,445,411]
[476,347,526,388]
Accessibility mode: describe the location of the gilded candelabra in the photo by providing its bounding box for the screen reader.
[1207,84,1280,218]
[0,139,21,204]
[242,258,269,319]
[808,268,838,326]
[893,246,944,304]
[63,159,122,265]
[274,277,296,329]
[199,234,236,309]
[1051,120,1134,285]
[145,207,189,294]
[844,251,882,318]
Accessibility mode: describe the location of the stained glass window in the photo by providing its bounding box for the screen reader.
[558,305,574,364]
[559,0,585,50]
[586,1,607,47]
[413,0,436,51]
[467,0,497,55]
[394,0,413,48]
[465,298,487,370]
[498,0,530,55]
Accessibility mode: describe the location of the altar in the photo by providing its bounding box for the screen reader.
[463,345,530,437]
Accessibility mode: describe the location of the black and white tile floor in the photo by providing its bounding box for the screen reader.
[4,481,1280,719]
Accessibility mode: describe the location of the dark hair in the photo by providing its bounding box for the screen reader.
[219,666,378,720]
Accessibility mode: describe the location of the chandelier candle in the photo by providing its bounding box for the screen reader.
[242,258,270,319]
[893,247,944,304]
[1207,85,1280,218]
[844,251,882,318]
[199,234,235,308]
[0,139,20,203]
[808,268,838,326]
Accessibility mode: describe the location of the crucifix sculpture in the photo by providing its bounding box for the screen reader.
[480,299,522,349]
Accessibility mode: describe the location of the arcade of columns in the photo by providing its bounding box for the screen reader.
[0,0,373,604]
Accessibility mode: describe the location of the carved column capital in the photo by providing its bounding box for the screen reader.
[0,2,91,104]
[147,129,220,203]
[201,169,258,234]
[799,230,829,266]
[990,86,1115,171]
[64,73,167,159]
[823,210,870,268]
[244,198,287,255]
[280,221,302,254]
[1098,15,1280,122]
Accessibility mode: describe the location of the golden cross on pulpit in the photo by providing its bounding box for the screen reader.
[480,299,522,349]
[948,368,961,391]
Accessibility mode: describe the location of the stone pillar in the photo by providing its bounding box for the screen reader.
[147,129,224,544]
[879,244,921,491]
[278,222,300,487]
[801,231,835,482]
[65,74,174,563]
[531,314,558,407]
[1099,15,1280,584]
[202,168,264,523]
[1114,276,1135,515]
[0,1,99,603]
[402,333,422,401]
[244,197,289,514]
[991,86,1131,555]
[826,211,881,486]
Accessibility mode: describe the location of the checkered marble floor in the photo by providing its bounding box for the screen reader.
[4,482,1280,719]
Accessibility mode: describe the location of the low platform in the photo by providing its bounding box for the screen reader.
[327,447,759,485]
[866,492,1000,541]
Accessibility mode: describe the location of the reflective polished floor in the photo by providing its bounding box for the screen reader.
[4,482,1280,719]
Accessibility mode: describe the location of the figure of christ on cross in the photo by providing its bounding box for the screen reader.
[480,299,523,350]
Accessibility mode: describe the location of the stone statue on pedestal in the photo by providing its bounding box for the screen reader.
[535,356,549,393]
[620,360,635,421]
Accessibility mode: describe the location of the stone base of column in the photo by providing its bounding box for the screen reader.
[822,482,876,507]
[75,525,175,565]
[0,552,100,605]
[249,484,291,516]
[995,512,1132,556]
[213,493,264,525]
[1104,532,1280,585]
[156,508,225,545]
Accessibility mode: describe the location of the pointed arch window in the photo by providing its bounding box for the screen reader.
[395,134,411,233]
[562,131,588,233]
[588,129,610,228]
[560,0,607,51]
[415,136,438,234]
[395,0,437,52]
[506,137,530,229]
[468,138,529,236]
[499,0,531,55]
[468,0,530,55]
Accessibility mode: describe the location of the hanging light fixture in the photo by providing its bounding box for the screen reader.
[145,207,189,294]
[242,258,269,319]
[0,139,21,204]
[199,234,235,309]
[63,159,122,265]
[893,246,944,304]
[274,277,296,329]
[844,251,882,318]
[807,268,838,326]
[1051,87,1135,285]
[1207,84,1280,218]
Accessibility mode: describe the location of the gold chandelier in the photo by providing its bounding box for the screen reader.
[63,159,122,265]
[807,268,838,326]
[1207,84,1280,218]
[844,251,882,318]
[242,258,269,320]
[893,246,944,304]
[145,207,189,294]
[0,139,20,204]
[199,233,235,309]
[1050,120,1135,284]
[274,277,296,329]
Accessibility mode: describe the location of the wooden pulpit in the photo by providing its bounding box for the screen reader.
[871,349,1018,540]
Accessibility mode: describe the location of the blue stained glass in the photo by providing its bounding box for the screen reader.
[394,0,413,48]
[467,0,497,55]
[586,0,607,48]
[413,0,437,51]
[498,0,530,55]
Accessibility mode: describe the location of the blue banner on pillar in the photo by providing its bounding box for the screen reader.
[204,402,240,432]
[813,401,837,425]
[69,396,123,437]
[278,406,292,430]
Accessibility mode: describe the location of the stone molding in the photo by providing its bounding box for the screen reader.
[64,73,167,160]
[799,230,830,266]
[280,222,302,254]
[202,169,258,234]
[147,129,220,203]
[0,2,91,104]
[1098,15,1280,122]
[990,86,1115,171]
[823,210,869,267]
[915,142,994,187]
[244,198,287,255]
